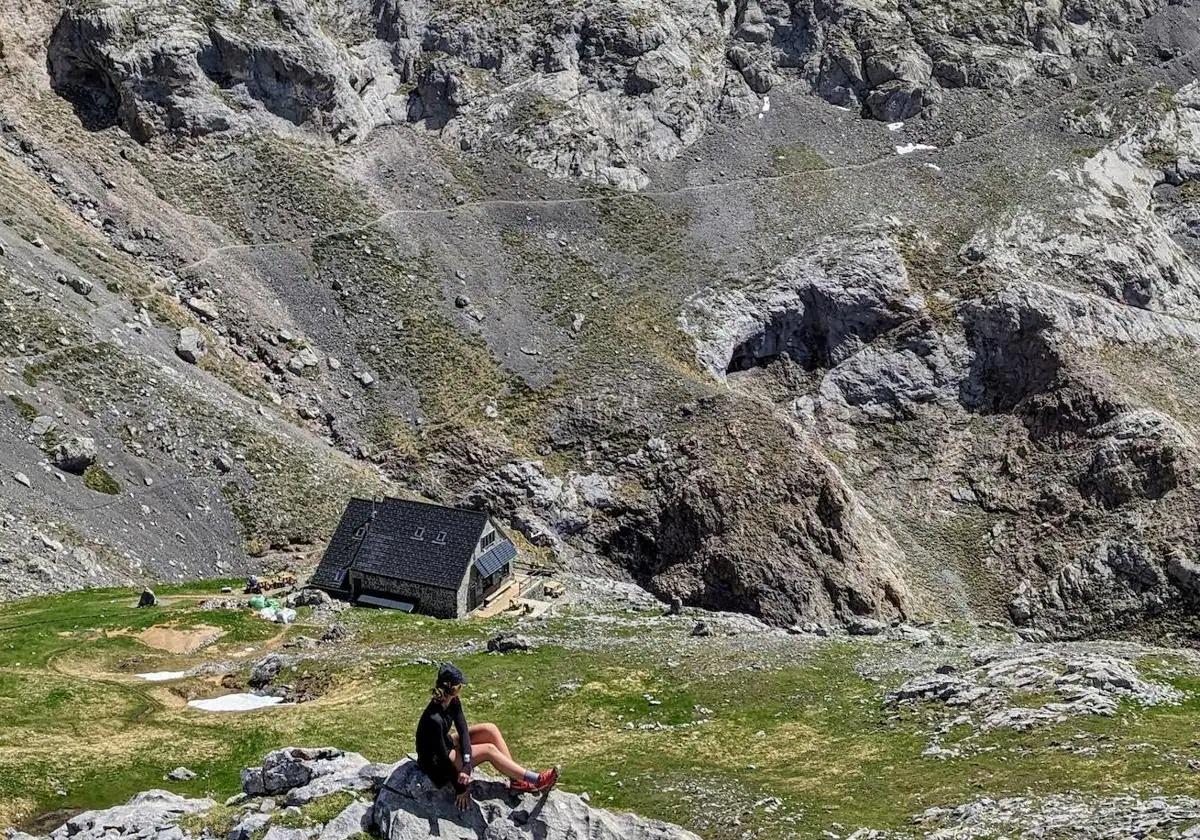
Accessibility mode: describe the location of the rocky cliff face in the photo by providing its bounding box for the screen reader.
[2,0,1200,637]
[38,0,1174,189]
[681,84,1200,637]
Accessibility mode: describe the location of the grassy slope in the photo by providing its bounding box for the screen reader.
[1,584,1200,838]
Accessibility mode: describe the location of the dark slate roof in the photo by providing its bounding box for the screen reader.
[343,497,490,590]
[474,541,516,577]
[311,497,376,591]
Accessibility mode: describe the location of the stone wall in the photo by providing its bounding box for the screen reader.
[351,571,460,618]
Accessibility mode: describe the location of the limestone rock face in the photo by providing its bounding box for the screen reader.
[372,760,701,840]
[41,0,1168,189]
[680,85,1200,638]
[48,791,214,840]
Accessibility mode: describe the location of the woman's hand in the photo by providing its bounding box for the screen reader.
[455,773,472,810]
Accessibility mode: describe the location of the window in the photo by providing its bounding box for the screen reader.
[433,531,447,545]
[412,527,425,540]
[481,530,496,550]
[353,525,366,539]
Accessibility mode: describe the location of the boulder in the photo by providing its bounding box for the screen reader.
[186,297,219,320]
[241,747,371,804]
[262,829,316,840]
[487,633,533,653]
[166,767,195,781]
[176,327,206,364]
[226,812,270,840]
[49,790,214,840]
[284,589,333,608]
[317,801,371,840]
[373,760,700,840]
[54,436,96,473]
[846,616,887,636]
[249,654,286,689]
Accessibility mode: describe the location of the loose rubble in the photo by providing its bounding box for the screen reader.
[885,646,1185,755]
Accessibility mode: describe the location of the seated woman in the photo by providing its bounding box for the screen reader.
[415,663,559,809]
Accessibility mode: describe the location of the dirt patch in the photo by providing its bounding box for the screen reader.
[14,805,78,835]
[137,624,225,654]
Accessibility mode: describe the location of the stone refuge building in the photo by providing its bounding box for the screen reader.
[311,497,517,618]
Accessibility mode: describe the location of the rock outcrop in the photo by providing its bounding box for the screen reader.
[680,85,1200,638]
[40,0,1181,188]
[13,747,700,840]
[46,790,214,840]
[241,747,375,805]
[374,759,700,840]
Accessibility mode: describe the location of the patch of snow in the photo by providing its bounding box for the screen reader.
[188,693,287,712]
[758,95,771,120]
[887,121,905,131]
[138,671,187,682]
[925,163,942,172]
[896,143,938,155]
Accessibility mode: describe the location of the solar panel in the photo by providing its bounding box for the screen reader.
[474,541,516,577]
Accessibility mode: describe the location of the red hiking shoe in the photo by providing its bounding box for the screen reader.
[532,766,559,793]
[509,778,537,794]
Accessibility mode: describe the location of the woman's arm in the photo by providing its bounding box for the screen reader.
[453,699,473,773]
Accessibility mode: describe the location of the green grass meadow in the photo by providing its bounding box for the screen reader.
[2,583,1200,838]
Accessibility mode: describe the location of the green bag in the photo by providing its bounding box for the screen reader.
[248,595,267,610]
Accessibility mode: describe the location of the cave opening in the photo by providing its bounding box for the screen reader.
[47,23,120,132]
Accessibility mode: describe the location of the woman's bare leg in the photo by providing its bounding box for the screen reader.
[471,723,513,760]
[452,723,513,760]
[451,742,528,782]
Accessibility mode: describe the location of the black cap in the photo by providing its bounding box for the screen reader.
[437,663,468,689]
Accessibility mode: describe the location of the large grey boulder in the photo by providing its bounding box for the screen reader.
[249,654,287,689]
[283,589,332,608]
[682,227,933,384]
[49,790,214,840]
[316,801,371,840]
[241,747,372,805]
[176,327,206,364]
[226,812,271,840]
[372,760,700,840]
[53,436,96,474]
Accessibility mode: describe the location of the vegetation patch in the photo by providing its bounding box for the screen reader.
[7,394,37,423]
[770,142,829,175]
[83,465,121,495]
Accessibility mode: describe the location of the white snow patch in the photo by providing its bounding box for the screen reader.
[758,95,771,120]
[896,143,938,155]
[925,163,942,172]
[187,693,287,712]
[887,121,905,131]
[137,671,187,682]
